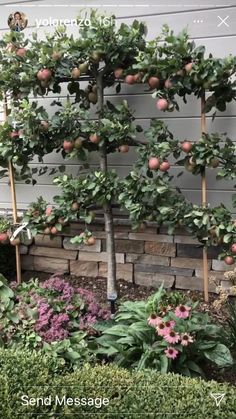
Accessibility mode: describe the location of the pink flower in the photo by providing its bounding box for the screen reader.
[148,314,162,327]
[157,320,176,337]
[164,320,176,329]
[164,330,180,344]
[181,333,194,346]
[156,322,167,336]
[165,347,179,359]
[175,305,191,319]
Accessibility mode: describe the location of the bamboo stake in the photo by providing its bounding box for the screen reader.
[3,95,22,284]
[201,92,208,302]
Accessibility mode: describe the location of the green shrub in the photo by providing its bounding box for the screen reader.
[0,349,235,419]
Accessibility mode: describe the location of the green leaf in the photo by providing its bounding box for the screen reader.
[204,343,233,367]
[160,354,169,374]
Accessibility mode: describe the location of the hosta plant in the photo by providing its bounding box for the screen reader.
[94,285,233,376]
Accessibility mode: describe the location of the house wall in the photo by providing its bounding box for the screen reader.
[0,0,235,213]
[0,1,235,288]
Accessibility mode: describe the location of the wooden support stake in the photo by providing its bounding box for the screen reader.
[201,92,208,302]
[3,95,22,284]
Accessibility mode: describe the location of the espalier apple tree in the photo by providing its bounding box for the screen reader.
[0,12,235,304]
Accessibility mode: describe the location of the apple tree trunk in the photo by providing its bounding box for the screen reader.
[96,73,118,305]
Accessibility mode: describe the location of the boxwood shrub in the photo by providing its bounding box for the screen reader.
[0,349,235,418]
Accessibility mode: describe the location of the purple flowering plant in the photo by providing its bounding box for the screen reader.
[0,275,110,367]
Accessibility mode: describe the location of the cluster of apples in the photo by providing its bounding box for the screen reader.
[148,157,170,172]
[85,84,98,104]
[0,231,22,246]
[63,137,83,153]
[115,62,193,112]
[42,206,68,235]
[181,140,220,170]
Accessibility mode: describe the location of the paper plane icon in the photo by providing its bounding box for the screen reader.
[210,393,226,407]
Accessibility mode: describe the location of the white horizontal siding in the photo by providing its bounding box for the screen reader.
[0,0,235,214]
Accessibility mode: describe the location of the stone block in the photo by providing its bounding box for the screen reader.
[63,237,101,252]
[212,259,236,271]
[135,264,194,277]
[113,225,131,233]
[22,255,69,274]
[135,272,174,288]
[21,255,34,270]
[132,226,158,234]
[129,233,173,243]
[104,239,144,254]
[195,269,224,280]
[177,244,221,259]
[70,261,98,277]
[126,253,170,266]
[175,276,218,293]
[99,262,133,282]
[79,252,125,263]
[171,257,211,270]
[174,235,199,244]
[34,234,62,248]
[145,242,176,257]
[29,245,77,260]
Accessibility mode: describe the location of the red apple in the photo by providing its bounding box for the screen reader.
[119,145,129,153]
[148,77,160,89]
[125,75,135,85]
[148,157,160,170]
[181,141,193,153]
[16,48,26,57]
[51,226,58,235]
[209,157,219,168]
[71,202,79,211]
[45,206,53,216]
[224,256,235,265]
[63,140,74,152]
[87,236,96,246]
[159,161,170,172]
[114,68,123,79]
[156,98,168,111]
[71,67,81,79]
[79,62,89,74]
[231,244,236,254]
[37,68,52,81]
[89,134,100,144]
[51,51,62,60]
[0,233,8,242]
[74,138,83,149]
[185,62,193,73]
[40,120,49,130]
[10,131,19,139]
[164,79,173,89]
